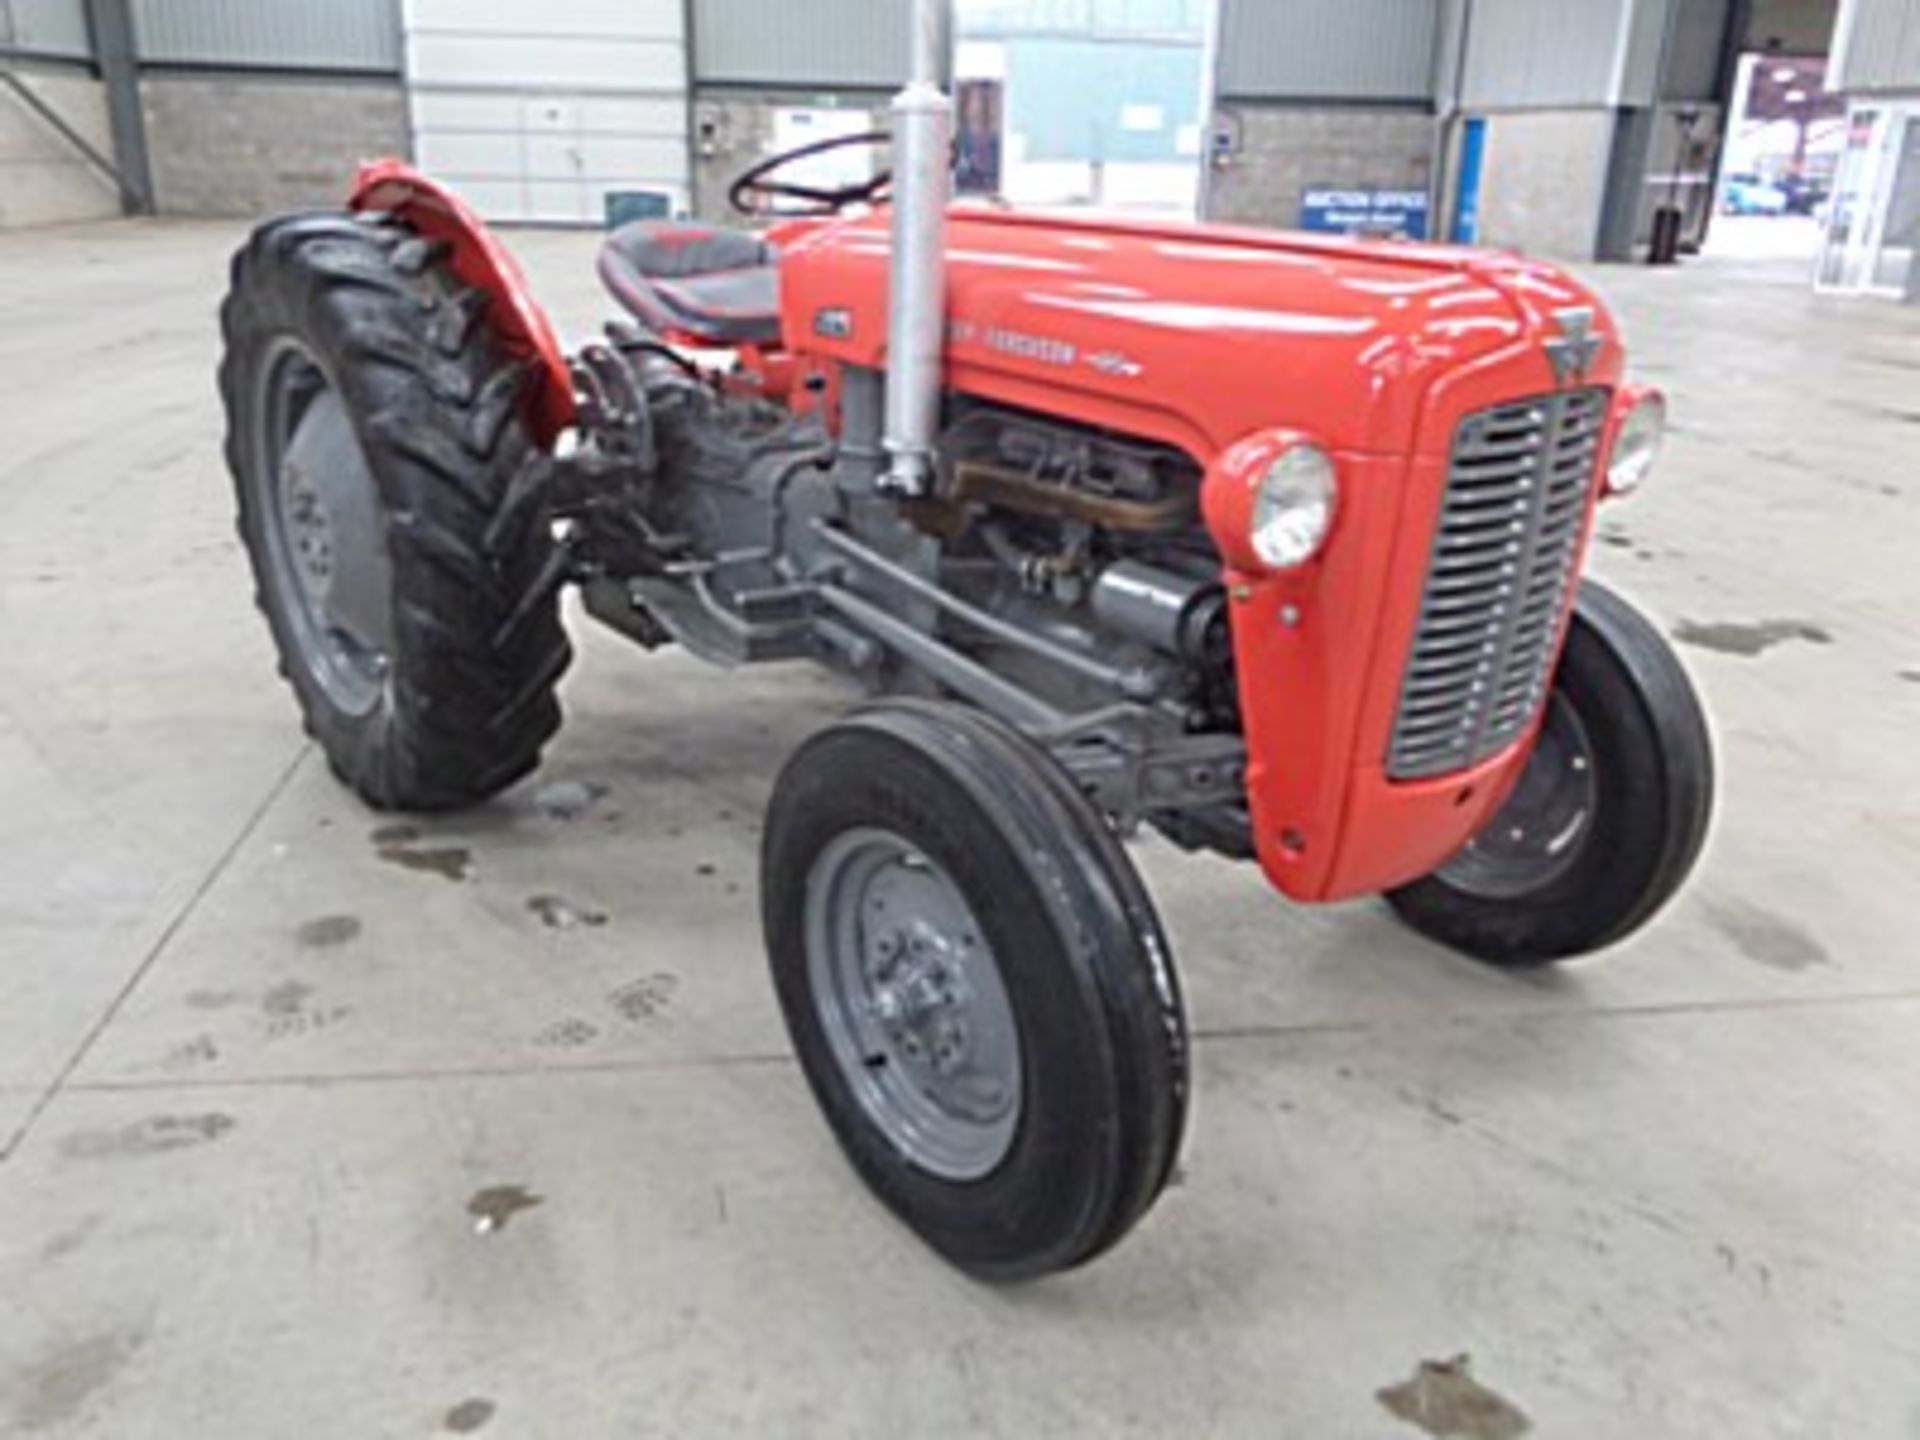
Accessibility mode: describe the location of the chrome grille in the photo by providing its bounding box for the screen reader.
[1387,388,1607,780]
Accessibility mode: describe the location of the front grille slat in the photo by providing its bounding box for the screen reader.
[1386,387,1608,780]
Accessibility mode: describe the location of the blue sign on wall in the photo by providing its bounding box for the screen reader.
[1300,187,1431,240]
[1452,117,1488,244]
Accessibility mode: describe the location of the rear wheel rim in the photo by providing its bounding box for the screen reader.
[251,338,394,718]
[803,827,1022,1181]
[1438,693,1599,900]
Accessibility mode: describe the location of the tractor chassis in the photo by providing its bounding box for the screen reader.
[555,342,1251,849]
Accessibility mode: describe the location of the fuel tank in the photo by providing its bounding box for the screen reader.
[775,206,1621,460]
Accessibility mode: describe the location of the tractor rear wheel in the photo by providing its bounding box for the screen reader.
[220,212,570,810]
[1386,580,1714,965]
[761,701,1189,1280]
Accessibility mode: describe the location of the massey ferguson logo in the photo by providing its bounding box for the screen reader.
[1545,306,1602,386]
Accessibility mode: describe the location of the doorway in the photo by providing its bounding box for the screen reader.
[952,0,1213,217]
[1816,101,1920,298]
[1706,53,1846,264]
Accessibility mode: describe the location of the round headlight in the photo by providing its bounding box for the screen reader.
[1250,443,1338,569]
[1607,390,1666,496]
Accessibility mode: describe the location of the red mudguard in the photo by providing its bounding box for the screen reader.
[349,159,576,442]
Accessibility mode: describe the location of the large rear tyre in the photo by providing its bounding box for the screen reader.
[761,701,1188,1280]
[220,211,570,810]
[1386,580,1714,966]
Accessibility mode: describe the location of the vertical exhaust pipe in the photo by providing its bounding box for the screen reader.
[881,0,952,496]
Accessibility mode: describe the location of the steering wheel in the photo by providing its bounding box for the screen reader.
[729,130,892,217]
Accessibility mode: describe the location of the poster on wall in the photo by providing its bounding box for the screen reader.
[955,79,1004,196]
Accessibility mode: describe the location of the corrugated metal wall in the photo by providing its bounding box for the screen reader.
[1460,0,1629,108]
[1217,0,1437,101]
[1834,0,1920,92]
[963,0,1209,35]
[694,0,908,87]
[132,0,401,72]
[1663,0,1734,101]
[1618,0,1672,106]
[0,0,92,61]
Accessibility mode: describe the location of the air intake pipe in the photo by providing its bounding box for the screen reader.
[881,0,952,497]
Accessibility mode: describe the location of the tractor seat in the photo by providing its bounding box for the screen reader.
[597,221,782,348]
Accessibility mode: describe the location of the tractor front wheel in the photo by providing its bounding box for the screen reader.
[220,212,570,810]
[761,701,1189,1280]
[1386,580,1714,966]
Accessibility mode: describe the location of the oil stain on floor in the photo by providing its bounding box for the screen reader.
[295,914,362,948]
[372,824,472,882]
[533,1017,600,1049]
[60,1113,235,1160]
[527,894,608,930]
[467,1184,543,1234]
[1377,1355,1531,1440]
[608,974,677,1023]
[5,1329,146,1434]
[262,980,314,1017]
[1707,898,1831,972]
[1673,617,1832,658]
[443,1397,497,1433]
[260,978,351,1040]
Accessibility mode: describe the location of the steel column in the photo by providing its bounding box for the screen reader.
[82,0,152,215]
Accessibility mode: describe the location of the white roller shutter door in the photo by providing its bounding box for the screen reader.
[402,0,688,224]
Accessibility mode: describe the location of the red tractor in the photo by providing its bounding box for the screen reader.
[218,4,1711,1280]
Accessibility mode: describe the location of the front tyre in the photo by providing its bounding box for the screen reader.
[220,211,571,810]
[762,701,1188,1280]
[1386,580,1714,966]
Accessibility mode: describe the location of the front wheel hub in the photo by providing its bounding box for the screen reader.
[1438,692,1598,900]
[806,828,1022,1180]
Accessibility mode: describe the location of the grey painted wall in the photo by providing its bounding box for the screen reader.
[1216,0,1438,102]
[1834,0,1920,91]
[693,0,907,87]
[1475,108,1615,255]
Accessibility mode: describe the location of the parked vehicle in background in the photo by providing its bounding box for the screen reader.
[1723,173,1791,215]
[1779,173,1830,216]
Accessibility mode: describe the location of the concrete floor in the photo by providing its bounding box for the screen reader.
[1,218,1917,1440]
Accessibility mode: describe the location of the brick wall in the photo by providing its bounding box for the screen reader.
[140,72,408,218]
[1204,104,1434,232]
